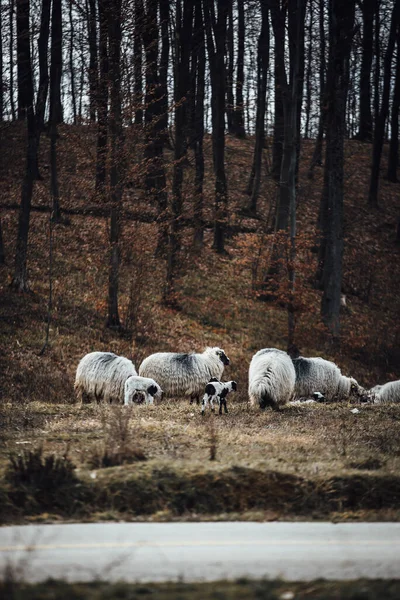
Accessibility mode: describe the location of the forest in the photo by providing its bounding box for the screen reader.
[0,0,400,523]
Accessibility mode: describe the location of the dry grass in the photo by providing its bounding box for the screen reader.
[2,578,400,600]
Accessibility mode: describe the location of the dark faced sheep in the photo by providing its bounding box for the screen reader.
[292,356,365,402]
[138,347,230,403]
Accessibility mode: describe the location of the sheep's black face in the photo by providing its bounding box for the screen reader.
[231,381,237,391]
[217,350,230,366]
[132,391,145,404]
[259,397,268,410]
[147,384,158,396]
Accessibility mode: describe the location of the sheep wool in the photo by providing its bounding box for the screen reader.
[74,351,137,405]
[371,380,400,404]
[248,348,296,410]
[292,356,364,402]
[139,347,230,402]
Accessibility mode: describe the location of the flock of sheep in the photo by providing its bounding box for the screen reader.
[74,346,400,414]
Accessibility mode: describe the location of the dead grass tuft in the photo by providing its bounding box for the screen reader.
[86,405,147,469]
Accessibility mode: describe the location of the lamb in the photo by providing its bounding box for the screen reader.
[201,379,237,415]
[74,351,161,406]
[139,347,230,403]
[369,380,400,404]
[248,348,296,410]
[124,376,163,406]
[292,356,364,402]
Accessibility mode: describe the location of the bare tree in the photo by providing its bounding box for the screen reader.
[318,0,356,338]
[357,0,375,141]
[106,0,123,329]
[96,0,109,192]
[49,0,63,223]
[87,0,98,122]
[245,0,269,214]
[204,0,231,254]
[233,0,246,137]
[368,0,400,207]
[192,0,206,248]
[164,0,194,305]
[11,0,36,291]
[388,25,400,182]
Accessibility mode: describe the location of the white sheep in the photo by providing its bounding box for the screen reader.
[74,351,161,406]
[139,347,230,403]
[369,380,400,404]
[292,356,364,402]
[201,379,237,415]
[248,348,296,410]
[124,376,163,406]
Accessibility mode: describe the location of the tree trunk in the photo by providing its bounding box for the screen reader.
[16,0,31,121]
[373,0,380,128]
[49,0,62,223]
[226,2,234,134]
[192,1,206,248]
[233,0,246,137]
[290,0,306,179]
[68,0,77,124]
[304,4,313,139]
[0,219,5,264]
[0,1,3,121]
[271,0,286,181]
[106,0,123,329]
[96,0,109,193]
[165,0,194,305]
[308,0,325,178]
[368,0,400,207]
[387,27,400,182]
[87,0,98,122]
[134,0,143,125]
[35,0,51,178]
[204,0,230,254]
[319,0,355,339]
[159,0,170,143]
[246,0,269,214]
[140,0,169,255]
[357,0,374,141]
[11,0,36,291]
[10,0,16,120]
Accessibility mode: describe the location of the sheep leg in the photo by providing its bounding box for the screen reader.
[201,395,209,416]
[190,394,199,405]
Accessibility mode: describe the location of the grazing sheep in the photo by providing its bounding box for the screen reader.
[248,348,296,410]
[139,347,230,403]
[201,379,237,415]
[124,376,163,406]
[370,380,400,404]
[292,356,364,402]
[74,352,137,405]
[75,351,161,407]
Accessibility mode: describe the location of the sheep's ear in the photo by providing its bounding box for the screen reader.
[218,351,230,365]
[209,377,219,382]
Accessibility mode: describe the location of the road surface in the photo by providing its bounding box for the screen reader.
[0,521,399,583]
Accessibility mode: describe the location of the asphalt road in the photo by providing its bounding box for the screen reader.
[0,522,399,583]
